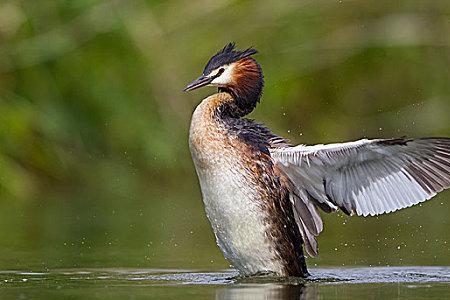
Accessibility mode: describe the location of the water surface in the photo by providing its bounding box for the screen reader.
[1,266,449,299]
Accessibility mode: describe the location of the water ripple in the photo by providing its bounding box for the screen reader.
[0,266,449,287]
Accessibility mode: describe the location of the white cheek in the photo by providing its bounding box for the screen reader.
[211,67,234,85]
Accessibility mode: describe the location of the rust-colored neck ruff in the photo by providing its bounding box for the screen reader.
[218,58,264,118]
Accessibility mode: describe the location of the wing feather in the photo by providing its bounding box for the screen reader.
[287,190,322,257]
[271,137,450,217]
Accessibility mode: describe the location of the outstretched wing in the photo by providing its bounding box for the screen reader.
[270,138,450,217]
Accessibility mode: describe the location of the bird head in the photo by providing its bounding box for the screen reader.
[183,42,264,116]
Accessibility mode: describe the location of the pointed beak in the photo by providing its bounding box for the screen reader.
[182,75,213,92]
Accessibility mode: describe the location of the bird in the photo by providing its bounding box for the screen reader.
[183,42,450,277]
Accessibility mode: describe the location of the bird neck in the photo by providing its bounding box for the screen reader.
[218,58,264,118]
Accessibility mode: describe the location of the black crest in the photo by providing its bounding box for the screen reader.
[203,42,258,75]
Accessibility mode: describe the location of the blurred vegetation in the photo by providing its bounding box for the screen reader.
[0,0,449,271]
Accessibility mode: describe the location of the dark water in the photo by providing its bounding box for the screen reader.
[1,267,449,299]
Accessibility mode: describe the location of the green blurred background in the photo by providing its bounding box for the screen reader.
[0,0,449,271]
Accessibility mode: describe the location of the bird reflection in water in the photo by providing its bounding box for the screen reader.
[216,282,317,300]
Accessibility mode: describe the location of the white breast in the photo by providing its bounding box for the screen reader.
[189,98,284,275]
[193,161,284,275]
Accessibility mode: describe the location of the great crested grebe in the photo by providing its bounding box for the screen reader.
[183,42,450,277]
